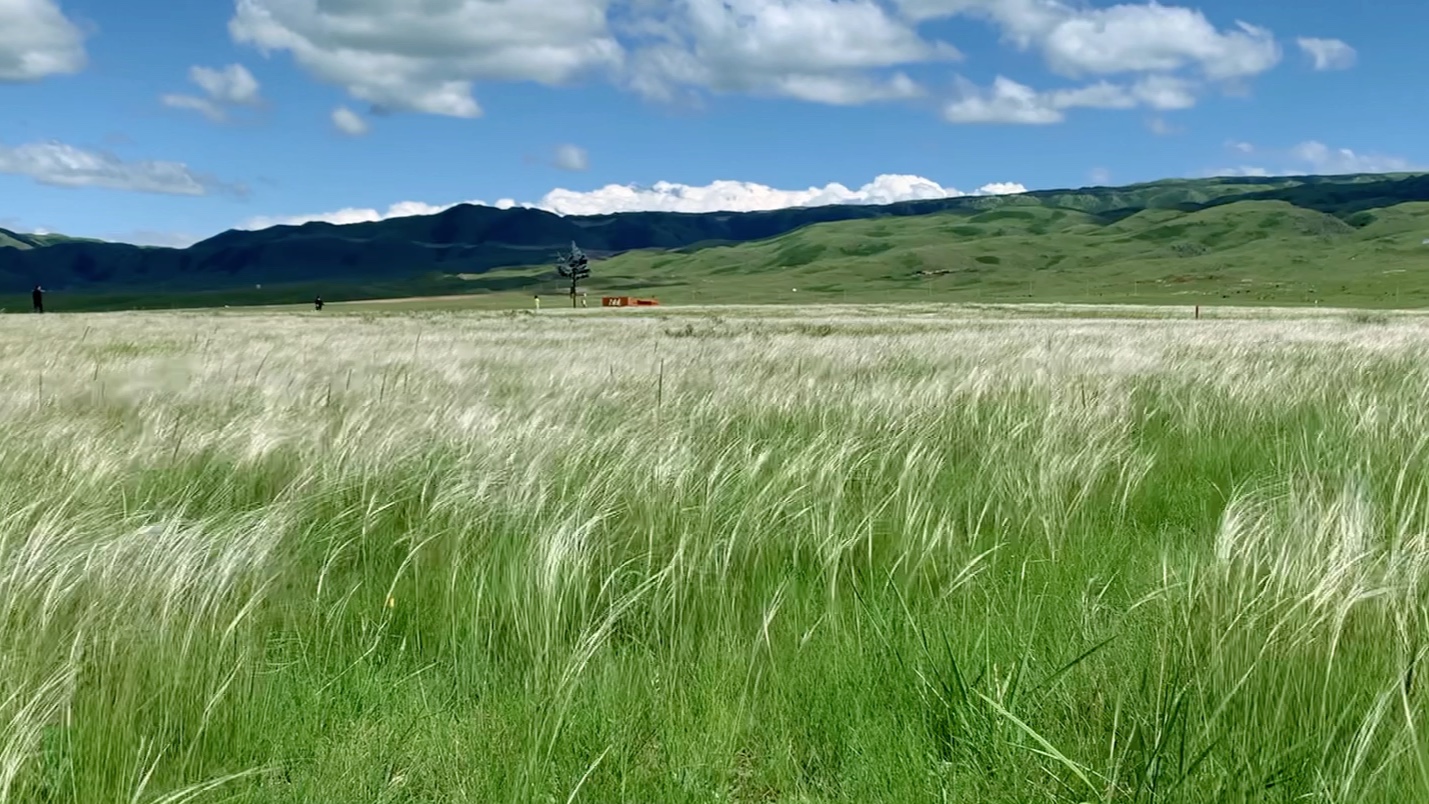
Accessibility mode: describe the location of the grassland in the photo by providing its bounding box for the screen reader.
[9,173,1429,313]
[285,199,1429,313]
[248,198,1429,312]
[2,303,1429,802]
[580,199,1429,308]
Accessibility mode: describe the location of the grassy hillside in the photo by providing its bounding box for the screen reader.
[0,228,108,251]
[572,197,1429,308]
[3,172,1427,310]
[234,195,1429,312]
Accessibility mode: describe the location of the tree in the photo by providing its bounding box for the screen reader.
[554,242,590,308]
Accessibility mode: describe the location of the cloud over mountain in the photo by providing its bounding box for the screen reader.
[239,173,1027,229]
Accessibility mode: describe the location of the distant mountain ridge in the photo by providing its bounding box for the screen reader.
[1,172,1425,297]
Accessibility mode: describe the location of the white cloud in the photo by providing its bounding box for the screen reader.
[1146,116,1179,135]
[237,173,1027,229]
[163,64,262,122]
[1088,167,1111,185]
[1296,37,1356,71]
[0,140,235,195]
[1129,74,1197,109]
[0,0,87,81]
[944,73,1195,124]
[536,174,1026,215]
[331,106,369,136]
[193,64,261,104]
[622,0,955,104]
[552,144,589,172]
[161,94,227,123]
[227,0,959,114]
[896,0,1280,80]
[224,0,1287,125]
[229,0,623,117]
[1210,166,1271,178]
[944,76,1063,124]
[1289,141,1412,175]
[1208,140,1418,177]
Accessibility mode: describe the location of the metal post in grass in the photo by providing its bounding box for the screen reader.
[555,242,591,309]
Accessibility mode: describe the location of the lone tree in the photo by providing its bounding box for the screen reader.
[555,242,590,308]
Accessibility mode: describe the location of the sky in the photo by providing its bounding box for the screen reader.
[0,0,1423,247]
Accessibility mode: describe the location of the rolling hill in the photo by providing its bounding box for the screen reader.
[576,198,1429,308]
[3,172,1428,310]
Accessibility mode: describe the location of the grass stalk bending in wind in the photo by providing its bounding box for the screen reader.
[0,302,1426,802]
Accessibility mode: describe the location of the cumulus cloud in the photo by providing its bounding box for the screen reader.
[225,0,1288,123]
[943,76,1062,124]
[192,64,261,104]
[238,173,1027,230]
[331,106,368,136]
[0,140,239,195]
[621,0,955,104]
[944,73,1195,124]
[1296,37,1356,71]
[1208,140,1418,177]
[0,0,86,81]
[536,174,1026,215]
[162,64,262,122]
[897,0,1280,80]
[227,0,956,113]
[1289,141,1413,174]
[229,0,622,117]
[552,144,589,172]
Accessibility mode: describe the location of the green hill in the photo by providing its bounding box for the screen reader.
[2,172,1428,310]
[0,228,107,251]
[577,195,1429,308]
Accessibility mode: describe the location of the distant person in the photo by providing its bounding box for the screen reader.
[31,285,43,313]
[314,295,324,311]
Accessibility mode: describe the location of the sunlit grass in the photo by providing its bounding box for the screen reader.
[1,303,1427,802]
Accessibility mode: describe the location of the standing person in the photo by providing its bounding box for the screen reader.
[314,295,324,311]
[31,285,43,313]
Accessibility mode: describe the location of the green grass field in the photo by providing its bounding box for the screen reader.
[306,199,1429,312]
[3,303,1429,802]
[581,199,1429,308]
[13,183,1429,314]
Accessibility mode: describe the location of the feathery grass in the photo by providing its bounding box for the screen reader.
[0,303,1426,801]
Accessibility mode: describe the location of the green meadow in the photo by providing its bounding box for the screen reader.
[2,303,1428,802]
[10,175,1429,314]
[580,199,1429,308]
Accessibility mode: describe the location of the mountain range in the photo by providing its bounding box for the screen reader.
[2,172,1427,309]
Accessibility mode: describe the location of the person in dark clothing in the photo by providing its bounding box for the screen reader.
[31,285,43,313]
[314,295,324,311]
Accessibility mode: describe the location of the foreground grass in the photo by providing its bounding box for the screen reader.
[2,304,1428,802]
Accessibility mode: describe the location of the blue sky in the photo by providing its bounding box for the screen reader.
[0,0,1422,246]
